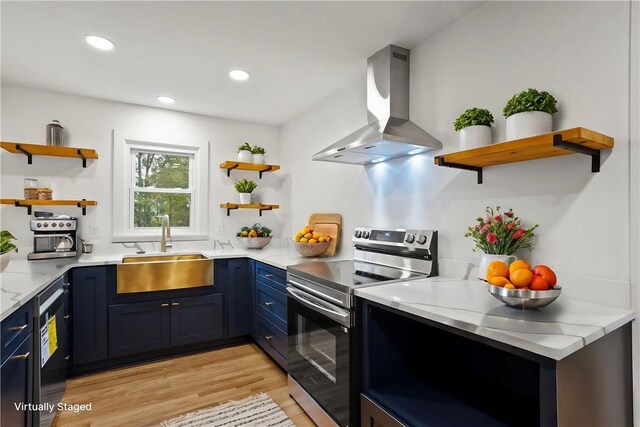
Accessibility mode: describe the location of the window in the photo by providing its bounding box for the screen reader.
[113,130,209,242]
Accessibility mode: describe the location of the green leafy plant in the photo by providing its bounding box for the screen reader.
[251,145,266,155]
[0,230,17,254]
[465,207,538,255]
[453,108,494,132]
[503,88,558,118]
[234,179,257,193]
[237,223,272,237]
[238,143,252,152]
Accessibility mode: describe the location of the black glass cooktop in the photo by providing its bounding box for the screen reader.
[287,259,425,294]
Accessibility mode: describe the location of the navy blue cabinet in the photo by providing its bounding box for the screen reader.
[251,261,288,369]
[108,300,172,358]
[172,294,224,346]
[1,334,33,427]
[71,266,109,365]
[227,259,250,337]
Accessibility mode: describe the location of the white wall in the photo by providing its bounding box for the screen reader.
[281,1,632,307]
[0,84,284,247]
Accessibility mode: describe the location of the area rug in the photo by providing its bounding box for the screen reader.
[160,393,295,427]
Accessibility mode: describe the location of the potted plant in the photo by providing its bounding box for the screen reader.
[237,143,253,163]
[503,88,558,140]
[251,145,266,164]
[454,108,494,149]
[465,207,538,280]
[1,230,17,272]
[235,179,257,204]
[237,223,273,249]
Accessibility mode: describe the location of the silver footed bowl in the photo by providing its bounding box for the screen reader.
[487,284,562,310]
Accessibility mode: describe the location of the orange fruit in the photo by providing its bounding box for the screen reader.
[510,268,533,288]
[504,283,516,289]
[509,260,531,276]
[324,236,331,242]
[489,276,511,287]
[533,265,557,286]
[530,276,549,290]
[303,233,313,239]
[299,237,308,243]
[486,261,509,282]
[308,238,318,244]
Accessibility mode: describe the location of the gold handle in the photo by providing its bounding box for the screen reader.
[265,335,273,340]
[8,324,27,332]
[64,315,70,320]
[264,301,274,307]
[171,302,180,306]
[11,352,29,360]
[161,303,169,307]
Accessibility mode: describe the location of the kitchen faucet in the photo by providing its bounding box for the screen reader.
[161,214,173,252]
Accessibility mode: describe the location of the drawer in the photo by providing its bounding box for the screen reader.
[256,312,287,368]
[255,262,286,292]
[255,280,287,331]
[1,303,33,364]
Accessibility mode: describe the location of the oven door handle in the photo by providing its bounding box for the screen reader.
[287,279,344,305]
[287,287,351,327]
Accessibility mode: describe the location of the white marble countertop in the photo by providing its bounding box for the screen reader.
[354,278,636,360]
[0,243,338,321]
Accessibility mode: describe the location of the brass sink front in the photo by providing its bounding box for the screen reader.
[117,253,214,294]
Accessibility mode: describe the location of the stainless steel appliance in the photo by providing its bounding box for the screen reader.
[287,227,438,427]
[34,276,69,427]
[312,45,442,165]
[28,215,78,260]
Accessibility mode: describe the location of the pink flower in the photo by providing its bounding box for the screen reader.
[505,211,514,218]
[481,225,490,234]
[506,224,514,231]
[486,233,497,244]
[494,215,503,222]
[513,228,525,240]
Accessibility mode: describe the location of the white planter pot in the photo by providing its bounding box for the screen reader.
[459,125,492,150]
[238,150,253,163]
[478,253,517,281]
[252,154,265,164]
[506,111,552,140]
[239,193,252,204]
[0,251,12,272]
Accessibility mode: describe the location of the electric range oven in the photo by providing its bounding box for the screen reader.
[287,227,438,427]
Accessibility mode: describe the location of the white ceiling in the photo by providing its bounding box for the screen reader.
[1,1,483,125]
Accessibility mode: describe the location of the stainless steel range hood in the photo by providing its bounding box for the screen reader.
[313,45,442,165]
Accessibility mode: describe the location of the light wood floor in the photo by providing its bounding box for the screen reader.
[54,343,315,426]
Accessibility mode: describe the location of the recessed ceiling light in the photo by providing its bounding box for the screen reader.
[229,69,250,81]
[157,96,175,104]
[84,35,115,51]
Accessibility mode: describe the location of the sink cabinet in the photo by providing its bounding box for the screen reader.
[171,294,224,346]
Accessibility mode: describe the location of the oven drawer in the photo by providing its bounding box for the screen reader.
[256,281,287,331]
[1,303,33,364]
[255,312,287,368]
[256,262,286,292]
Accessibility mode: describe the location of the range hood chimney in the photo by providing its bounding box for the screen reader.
[313,45,442,165]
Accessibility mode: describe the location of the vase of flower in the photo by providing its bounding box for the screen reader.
[465,207,538,281]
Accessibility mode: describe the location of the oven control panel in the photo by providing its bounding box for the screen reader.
[31,219,77,231]
[353,227,436,251]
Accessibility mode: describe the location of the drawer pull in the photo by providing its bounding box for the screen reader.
[161,303,169,307]
[64,356,70,361]
[64,315,70,320]
[264,301,274,307]
[264,274,274,278]
[265,335,273,340]
[11,352,30,360]
[8,324,28,332]
[171,302,180,306]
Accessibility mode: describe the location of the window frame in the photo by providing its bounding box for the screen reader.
[112,130,209,242]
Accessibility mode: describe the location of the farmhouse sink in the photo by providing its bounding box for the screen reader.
[117,253,214,294]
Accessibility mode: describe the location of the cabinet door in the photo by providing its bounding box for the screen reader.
[248,260,257,340]
[1,333,33,427]
[108,301,171,357]
[171,294,224,346]
[71,267,109,365]
[227,259,250,337]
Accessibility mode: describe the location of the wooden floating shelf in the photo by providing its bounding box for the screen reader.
[220,203,279,217]
[1,199,98,216]
[1,141,98,167]
[434,127,614,184]
[219,161,280,179]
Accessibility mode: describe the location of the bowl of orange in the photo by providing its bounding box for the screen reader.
[292,225,331,257]
[486,260,561,309]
